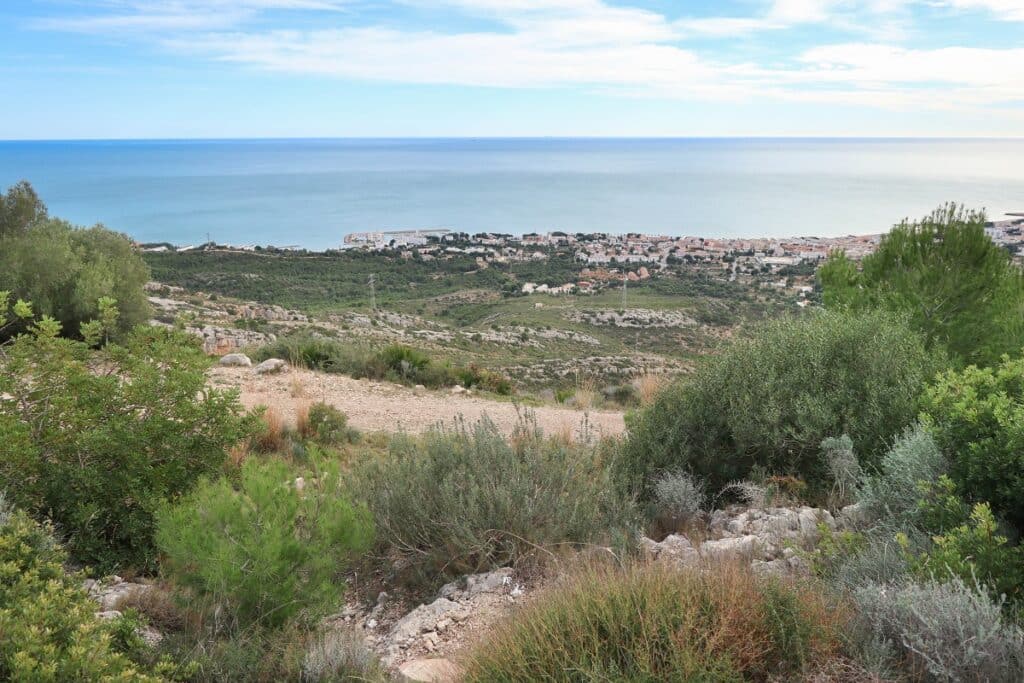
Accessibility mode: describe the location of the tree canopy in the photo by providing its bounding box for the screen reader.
[0,180,48,238]
[0,182,151,338]
[818,204,1024,367]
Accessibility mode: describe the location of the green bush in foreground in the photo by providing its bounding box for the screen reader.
[0,496,165,682]
[0,323,257,572]
[464,563,845,682]
[921,355,1024,533]
[156,456,373,630]
[352,416,637,583]
[621,310,938,499]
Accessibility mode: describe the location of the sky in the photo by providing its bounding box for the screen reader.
[1,0,1023,138]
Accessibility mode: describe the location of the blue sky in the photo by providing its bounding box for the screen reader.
[1,0,1023,138]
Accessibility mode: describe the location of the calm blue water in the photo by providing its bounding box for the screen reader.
[1,138,1021,249]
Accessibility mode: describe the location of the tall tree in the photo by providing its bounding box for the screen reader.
[0,180,48,238]
[819,204,1024,367]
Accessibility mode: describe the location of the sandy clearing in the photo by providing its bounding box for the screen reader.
[209,366,626,439]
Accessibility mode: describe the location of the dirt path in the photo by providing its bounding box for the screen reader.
[210,366,626,439]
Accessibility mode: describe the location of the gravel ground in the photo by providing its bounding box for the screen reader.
[209,366,626,439]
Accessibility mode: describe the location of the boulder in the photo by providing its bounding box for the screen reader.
[439,567,513,600]
[700,534,765,562]
[641,534,700,567]
[254,358,287,374]
[399,657,462,682]
[387,598,468,645]
[218,353,252,367]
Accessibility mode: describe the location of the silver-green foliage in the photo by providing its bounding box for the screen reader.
[821,434,862,507]
[301,629,389,682]
[353,415,638,581]
[853,577,1024,682]
[857,424,947,527]
[652,470,705,522]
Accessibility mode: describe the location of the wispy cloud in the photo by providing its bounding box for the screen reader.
[26,0,1024,113]
[33,0,351,33]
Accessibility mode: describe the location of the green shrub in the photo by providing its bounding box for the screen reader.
[908,502,1024,605]
[306,402,359,446]
[156,456,373,630]
[463,563,845,682]
[920,355,1024,532]
[0,496,166,681]
[254,336,512,393]
[852,576,1024,682]
[0,324,257,572]
[351,416,637,584]
[620,310,937,499]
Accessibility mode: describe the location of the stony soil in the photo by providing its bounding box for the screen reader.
[209,366,626,438]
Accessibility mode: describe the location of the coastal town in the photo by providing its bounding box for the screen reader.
[142,213,1024,308]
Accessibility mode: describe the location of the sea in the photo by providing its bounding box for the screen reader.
[0,138,1021,250]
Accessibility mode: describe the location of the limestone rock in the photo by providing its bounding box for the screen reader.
[640,534,700,567]
[700,534,764,562]
[254,358,288,374]
[219,353,252,367]
[399,657,462,682]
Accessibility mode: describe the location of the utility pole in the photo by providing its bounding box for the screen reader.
[622,273,627,309]
[368,274,376,311]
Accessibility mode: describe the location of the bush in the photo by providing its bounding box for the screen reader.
[0,324,257,572]
[856,424,947,528]
[463,563,845,682]
[302,629,389,682]
[620,310,937,499]
[0,496,166,681]
[351,416,637,584]
[156,456,373,630]
[821,434,861,508]
[852,577,1024,682]
[254,336,512,393]
[305,402,359,446]
[920,355,1024,533]
[908,502,1024,605]
[651,470,705,525]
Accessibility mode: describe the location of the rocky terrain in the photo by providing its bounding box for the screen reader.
[312,503,843,681]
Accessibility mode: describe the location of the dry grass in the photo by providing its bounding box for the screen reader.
[573,375,599,411]
[228,442,251,468]
[289,373,306,399]
[254,405,287,453]
[295,401,312,439]
[634,372,666,405]
[463,560,848,682]
[114,583,194,634]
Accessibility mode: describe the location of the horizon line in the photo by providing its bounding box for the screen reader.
[3,135,1024,144]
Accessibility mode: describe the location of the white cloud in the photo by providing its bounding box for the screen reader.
[27,0,1024,114]
[943,0,1024,20]
[34,0,351,33]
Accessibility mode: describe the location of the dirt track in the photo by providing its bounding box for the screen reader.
[209,366,626,439]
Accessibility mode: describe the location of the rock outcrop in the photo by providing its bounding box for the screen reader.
[641,505,834,576]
